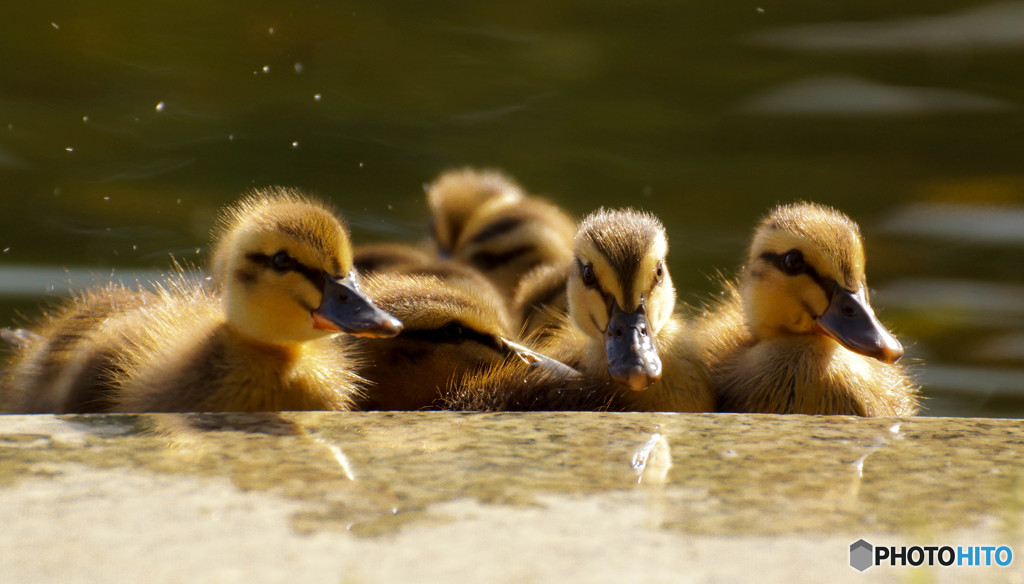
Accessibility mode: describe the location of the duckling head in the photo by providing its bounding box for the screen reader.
[743,201,903,363]
[211,188,402,346]
[567,208,674,391]
[425,167,525,258]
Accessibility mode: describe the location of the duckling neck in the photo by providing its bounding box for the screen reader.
[625,319,715,412]
[194,323,352,411]
[734,334,872,414]
[222,323,300,363]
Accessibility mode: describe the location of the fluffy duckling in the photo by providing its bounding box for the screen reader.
[426,167,576,299]
[1,284,152,413]
[695,202,918,416]
[448,208,715,412]
[512,262,571,338]
[541,209,713,411]
[1,189,402,413]
[441,357,616,412]
[349,271,575,410]
[354,239,502,296]
[352,241,433,274]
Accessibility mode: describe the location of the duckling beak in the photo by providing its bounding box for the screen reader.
[815,286,903,364]
[500,337,583,379]
[605,301,662,391]
[312,274,403,338]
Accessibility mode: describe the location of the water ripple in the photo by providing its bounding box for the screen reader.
[737,75,1012,116]
[747,1,1024,52]
[0,265,200,298]
[881,203,1024,246]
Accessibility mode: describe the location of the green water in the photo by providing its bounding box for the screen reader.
[2,2,1024,416]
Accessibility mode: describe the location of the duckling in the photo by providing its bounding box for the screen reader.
[441,357,617,412]
[349,270,575,410]
[0,327,42,351]
[694,202,918,416]
[1,284,153,413]
[446,208,715,412]
[426,167,576,300]
[355,239,501,296]
[512,262,571,338]
[1,188,402,413]
[352,241,433,274]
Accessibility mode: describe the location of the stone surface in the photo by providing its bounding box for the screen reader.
[1,412,1022,583]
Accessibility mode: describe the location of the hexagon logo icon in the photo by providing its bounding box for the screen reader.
[850,539,874,572]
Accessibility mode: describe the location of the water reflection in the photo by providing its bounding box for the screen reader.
[877,279,1024,327]
[919,365,1024,397]
[738,75,1012,116]
[0,146,23,168]
[309,433,359,481]
[882,203,1024,246]
[97,157,198,182]
[631,431,671,486]
[975,333,1024,363]
[748,1,1024,52]
[0,266,195,298]
[874,200,1024,416]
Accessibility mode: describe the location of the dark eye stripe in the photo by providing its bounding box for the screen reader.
[467,216,526,245]
[758,251,834,296]
[397,321,503,353]
[469,245,533,271]
[245,252,326,290]
[575,258,616,318]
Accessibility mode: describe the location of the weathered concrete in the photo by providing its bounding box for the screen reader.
[1,412,1022,583]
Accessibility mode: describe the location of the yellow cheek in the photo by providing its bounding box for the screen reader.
[298,284,323,311]
[589,301,609,333]
[745,274,820,336]
[786,281,831,332]
[570,285,608,337]
[797,284,830,317]
[646,288,673,333]
[260,274,316,312]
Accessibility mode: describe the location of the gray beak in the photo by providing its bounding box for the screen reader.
[313,273,403,338]
[605,301,662,391]
[816,286,903,364]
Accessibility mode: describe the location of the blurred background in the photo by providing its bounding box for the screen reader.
[2,1,1023,416]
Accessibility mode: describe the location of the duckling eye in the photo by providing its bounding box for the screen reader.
[581,263,597,288]
[781,251,805,275]
[655,262,664,284]
[272,251,295,272]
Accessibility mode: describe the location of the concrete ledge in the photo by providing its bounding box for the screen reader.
[1,412,1021,583]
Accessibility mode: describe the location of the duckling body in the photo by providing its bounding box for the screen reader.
[426,167,576,300]
[695,202,918,416]
[351,270,564,410]
[1,188,402,413]
[446,208,714,412]
[106,278,369,412]
[441,358,617,412]
[1,285,152,413]
[716,329,917,415]
[352,241,434,275]
[512,262,571,338]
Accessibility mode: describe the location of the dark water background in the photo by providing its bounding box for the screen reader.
[3,2,1024,416]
